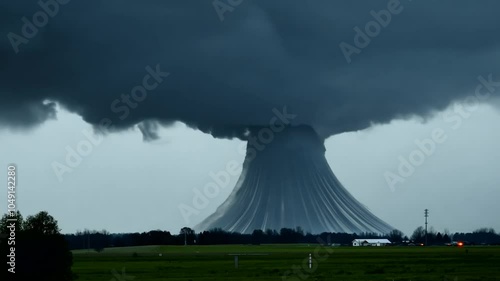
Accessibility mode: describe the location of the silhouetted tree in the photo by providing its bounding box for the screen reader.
[251,229,264,245]
[2,211,73,281]
[23,211,60,235]
[389,229,404,244]
[435,232,443,244]
[265,229,279,243]
[147,230,173,245]
[442,233,451,243]
[180,227,195,245]
[411,226,425,243]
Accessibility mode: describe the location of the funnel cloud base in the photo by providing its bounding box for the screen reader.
[196,126,393,234]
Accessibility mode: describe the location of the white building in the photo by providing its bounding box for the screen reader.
[352,239,391,247]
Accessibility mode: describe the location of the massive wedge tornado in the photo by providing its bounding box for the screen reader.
[196,125,393,234]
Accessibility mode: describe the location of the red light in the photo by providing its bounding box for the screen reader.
[458,242,464,247]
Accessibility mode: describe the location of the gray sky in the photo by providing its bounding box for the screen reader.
[1,1,500,236]
[1,103,499,236]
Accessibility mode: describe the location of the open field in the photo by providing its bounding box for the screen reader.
[72,245,500,281]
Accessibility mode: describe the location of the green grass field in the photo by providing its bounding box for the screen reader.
[72,245,500,281]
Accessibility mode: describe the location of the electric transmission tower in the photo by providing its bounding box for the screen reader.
[424,209,429,246]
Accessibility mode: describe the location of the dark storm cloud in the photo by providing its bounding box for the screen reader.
[1,0,499,139]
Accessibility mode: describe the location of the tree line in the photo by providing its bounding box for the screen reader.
[65,226,373,250]
[64,226,500,251]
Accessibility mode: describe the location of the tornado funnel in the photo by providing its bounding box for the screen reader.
[196,125,393,234]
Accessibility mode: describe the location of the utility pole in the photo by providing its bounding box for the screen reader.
[184,231,187,246]
[424,209,429,246]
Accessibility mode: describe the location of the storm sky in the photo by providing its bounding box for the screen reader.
[1,0,499,235]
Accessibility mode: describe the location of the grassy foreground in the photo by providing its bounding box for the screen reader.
[72,245,500,281]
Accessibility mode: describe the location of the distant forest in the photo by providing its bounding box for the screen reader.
[64,226,500,251]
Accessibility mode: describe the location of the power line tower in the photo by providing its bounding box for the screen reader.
[424,209,429,246]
